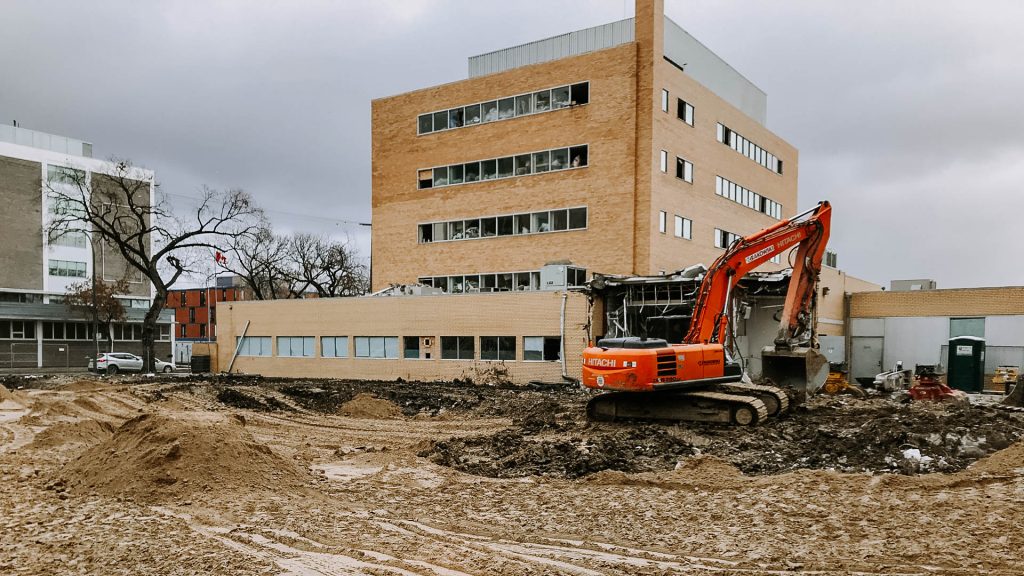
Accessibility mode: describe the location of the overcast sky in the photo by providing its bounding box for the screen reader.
[2,1,1022,288]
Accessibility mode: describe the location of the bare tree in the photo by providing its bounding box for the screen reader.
[220,220,293,300]
[284,233,368,298]
[63,277,129,353]
[46,159,262,371]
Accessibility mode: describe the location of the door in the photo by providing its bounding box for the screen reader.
[123,354,144,371]
[851,336,884,385]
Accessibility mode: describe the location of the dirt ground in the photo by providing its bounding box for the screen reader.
[2,374,1024,575]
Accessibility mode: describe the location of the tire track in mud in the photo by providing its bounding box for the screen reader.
[152,506,471,576]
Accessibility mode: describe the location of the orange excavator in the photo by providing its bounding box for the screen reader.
[582,201,833,425]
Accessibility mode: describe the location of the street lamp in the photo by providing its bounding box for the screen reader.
[359,221,372,293]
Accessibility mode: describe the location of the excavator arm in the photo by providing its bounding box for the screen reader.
[684,201,832,348]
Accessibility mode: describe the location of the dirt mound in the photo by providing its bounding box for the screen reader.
[62,412,310,502]
[967,440,1024,476]
[0,383,27,409]
[30,419,115,450]
[423,425,694,479]
[339,393,403,419]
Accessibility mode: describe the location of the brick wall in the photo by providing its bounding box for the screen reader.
[851,287,1024,318]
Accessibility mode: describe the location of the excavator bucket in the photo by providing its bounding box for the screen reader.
[1003,377,1024,408]
[760,346,830,402]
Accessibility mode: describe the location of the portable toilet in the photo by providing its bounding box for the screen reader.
[947,336,985,393]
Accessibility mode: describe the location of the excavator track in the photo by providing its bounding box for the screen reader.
[587,390,769,426]
[716,382,790,417]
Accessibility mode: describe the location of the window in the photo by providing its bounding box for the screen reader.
[49,230,88,249]
[0,321,36,339]
[198,324,206,338]
[199,291,206,306]
[570,82,589,105]
[180,324,187,338]
[354,336,398,359]
[715,228,741,249]
[277,336,314,357]
[47,259,87,278]
[567,267,588,287]
[237,336,272,357]
[659,150,668,173]
[661,89,669,112]
[950,318,985,339]
[179,292,186,307]
[674,215,692,240]
[158,324,170,341]
[188,308,196,323]
[321,336,349,358]
[43,322,90,340]
[441,336,474,360]
[676,99,694,126]
[825,250,838,268]
[480,336,516,361]
[658,211,667,234]
[418,144,587,189]
[47,165,85,184]
[524,336,560,361]
[404,336,426,359]
[716,123,782,174]
[416,82,590,134]
[675,157,693,183]
[568,207,587,229]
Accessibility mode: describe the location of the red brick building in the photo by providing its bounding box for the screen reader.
[166,284,246,341]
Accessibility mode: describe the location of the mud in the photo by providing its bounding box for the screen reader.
[4,375,1024,574]
[215,386,293,412]
[419,391,1024,478]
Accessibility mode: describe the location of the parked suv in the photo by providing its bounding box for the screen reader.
[88,353,175,374]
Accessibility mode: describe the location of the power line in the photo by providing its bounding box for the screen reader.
[159,190,370,227]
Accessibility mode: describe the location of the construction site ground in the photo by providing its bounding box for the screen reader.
[2,374,1024,575]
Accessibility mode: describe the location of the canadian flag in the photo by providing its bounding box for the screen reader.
[214,251,228,265]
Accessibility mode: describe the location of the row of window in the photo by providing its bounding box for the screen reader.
[657,212,693,240]
[418,82,589,135]
[660,90,695,127]
[48,259,87,278]
[714,228,782,264]
[238,335,562,362]
[717,124,783,174]
[658,151,694,183]
[715,176,783,220]
[418,266,587,293]
[418,207,587,243]
[1,321,170,341]
[418,145,589,189]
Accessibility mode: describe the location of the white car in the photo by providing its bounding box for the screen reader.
[89,353,175,374]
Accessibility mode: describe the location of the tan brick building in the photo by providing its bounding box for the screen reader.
[370,0,799,293]
[217,292,589,384]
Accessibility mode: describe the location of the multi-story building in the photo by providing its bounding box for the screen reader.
[371,0,797,293]
[0,124,173,369]
[166,276,247,342]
